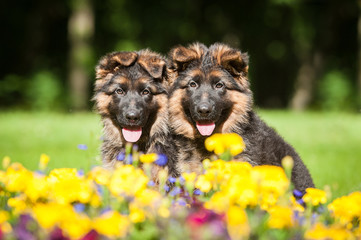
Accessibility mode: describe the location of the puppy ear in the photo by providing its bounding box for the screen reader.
[220,50,249,78]
[95,52,138,79]
[138,55,166,80]
[168,46,198,72]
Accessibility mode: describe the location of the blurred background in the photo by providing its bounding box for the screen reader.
[0,0,360,197]
[1,0,360,111]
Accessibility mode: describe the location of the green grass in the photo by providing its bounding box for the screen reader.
[0,111,102,171]
[258,110,361,198]
[0,110,360,198]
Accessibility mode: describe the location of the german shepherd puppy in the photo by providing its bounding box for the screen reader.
[94,50,174,172]
[167,43,314,192]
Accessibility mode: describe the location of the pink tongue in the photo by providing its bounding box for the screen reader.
[122,128,142,143]
[196,122,215,136]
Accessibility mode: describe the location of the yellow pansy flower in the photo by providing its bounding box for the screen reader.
[305,223,329,239]
[227,205,250,240]
[328,191,361,224]
[205,133,245,156]
[109,165,148,197]
[158,206,170,218]
[32,203,72,229]
[139,153,157,163]
[39,153,50,170]
[129,204,146,223]
[204,191,231,213]
[24,173,49,202]
[7,196,27,215]
[290,196,305,212]
[4,163,32,192]
[88,166,111,185]
[195,175,212,193]
[93,211,129,238]
[0,222,12,234]
[305,223,352,240]
[0,211,9,224]
[47,170,94,204]
[267,206,293,229]
[252,165,289,196]
[182,172,197,183]
[2,156,10,169]
[61,212,92,239]
[303,188,327,206]
[135,188,162,206]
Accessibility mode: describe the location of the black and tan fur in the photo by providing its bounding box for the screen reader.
[167,43,314,192]
[94,50,175,173]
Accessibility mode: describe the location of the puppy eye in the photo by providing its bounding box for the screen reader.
[215,82,224,89]
[189,81,198,88]
[115,88,124,95]
[142,89,150,95]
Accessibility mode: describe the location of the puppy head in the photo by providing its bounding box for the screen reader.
[168,43,252,139]
[94,50,168,143]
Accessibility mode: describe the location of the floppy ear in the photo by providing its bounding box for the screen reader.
[95,52,138,79]
[219,50,249,78]
[138,55,166,80]
[168,46,199,72]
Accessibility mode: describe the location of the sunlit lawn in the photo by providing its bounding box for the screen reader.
[0,112,102,171]
[0,110,360,198]
[259,110,361,199]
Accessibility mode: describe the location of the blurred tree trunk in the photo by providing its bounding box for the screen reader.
[68,0,94,111]
[358,2,361,107]
[290,52,323,111]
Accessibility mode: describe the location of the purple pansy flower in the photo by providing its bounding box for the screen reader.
[78,144,88,150]
[168,177,177,183]
[155,154,168,166]
[116,152,125,161]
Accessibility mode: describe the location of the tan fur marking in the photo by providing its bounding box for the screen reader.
[169,43,204,76]
[134,77,150,86]
[188,42,206,58]
[149,85,158,93]
[169,89,195,139]
[201,92,209,100]
[209,70,224,79]
[112,52,138,67]
[112,76,130,85]
[172,46,198,64]
[96,69,110,80]
[167,70,177,86]
[211,44,248,87]
[213,44,232,66]
[95,92,112,115]
[188,69,203,77]
[138,54,165,79]
[150,94,169,137]
[94,73,114,91]
[239,76,249,88]
[176,151,204,175]
[96,52,138,80]
[221,90,251,133]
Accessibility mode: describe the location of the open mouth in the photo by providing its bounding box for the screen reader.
[122,126,142,143]
[196,121,215,136]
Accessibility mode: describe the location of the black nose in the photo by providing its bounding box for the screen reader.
[197,103,212,116]
[125,111,140,122]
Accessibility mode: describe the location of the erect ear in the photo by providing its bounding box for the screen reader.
[168,46,199,72]
[95,52,138,79]
[219,50,249,78]
[138,55,166,80]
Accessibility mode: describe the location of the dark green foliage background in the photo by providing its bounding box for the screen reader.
[0,0,359,110]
